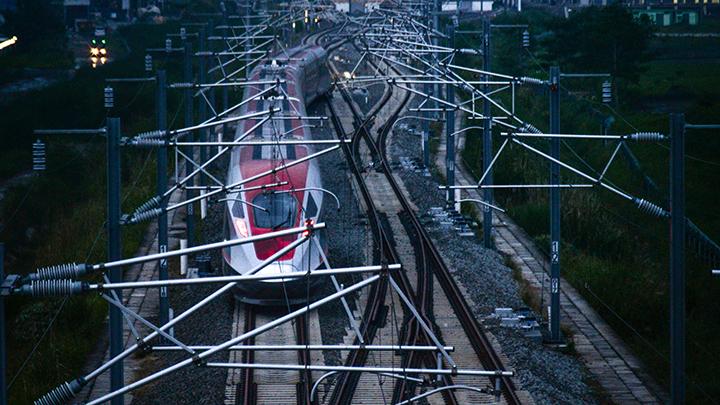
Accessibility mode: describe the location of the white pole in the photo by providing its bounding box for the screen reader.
[200,190,207,219]
[180,239,188,276]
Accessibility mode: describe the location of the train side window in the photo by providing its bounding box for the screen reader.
[305,193,318,218]
[253,193,298,229]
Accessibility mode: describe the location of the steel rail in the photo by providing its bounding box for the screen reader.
[355,21,523,405]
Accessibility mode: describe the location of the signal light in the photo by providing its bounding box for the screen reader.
[100,48,107,55]
[90,47,100,56]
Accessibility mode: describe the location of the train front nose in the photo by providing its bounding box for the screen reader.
[253,262,302,281]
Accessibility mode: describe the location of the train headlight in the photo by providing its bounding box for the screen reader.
[233,218,249,238]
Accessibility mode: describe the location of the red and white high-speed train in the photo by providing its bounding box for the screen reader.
[222,45,332,304]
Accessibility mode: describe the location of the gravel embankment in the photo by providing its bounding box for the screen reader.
[132,150,235,404]
[387,97,598,404]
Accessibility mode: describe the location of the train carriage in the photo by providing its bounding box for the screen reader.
[222,45,331,304]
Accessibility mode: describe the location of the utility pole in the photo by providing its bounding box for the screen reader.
[422,24,431,169]
[156,70,170,326]
[106,117,124,405]
[433,0,440,115]
[184,39,196,250]
[199,27,208,182]
[445,25,456,207]
[222,9,230,140]
[0,243,5,405]
[482,18,494,249]
[548,66,561,343]
[670,113,686,405]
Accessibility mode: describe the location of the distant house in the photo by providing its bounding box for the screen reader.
[64,0,91,28]
[632,5,701,25]
[627,0,719,18]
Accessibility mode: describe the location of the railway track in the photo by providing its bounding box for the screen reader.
[225,304,313,405]
[307,19,522,405]
[220,13,521,404]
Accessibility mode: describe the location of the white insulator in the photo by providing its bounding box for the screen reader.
[135,130,165,140]
[35,379,85,405]
[133,196,161,216]
[628,132,665,142]
[634,198,669,218]
[21,280,86,297]
[33,263,89,280]
[131,138,165,146]
[519,76,544,86]
[129,208,163,224]
[521,123,543,134]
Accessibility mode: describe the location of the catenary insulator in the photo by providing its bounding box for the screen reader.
[133,196,161,216]
[19,280,87,297]
[519,76,544,86]
[104,86,114,108]
[129,208,163,224]
[130,138,165,146]
[135,130,166,140]
[634,198,669,218]
[602,80,612,104]
[165,38,172,52]
[144,54,153,72]
[34,378,86,405]
[521,122,543,134]
[32,139,46,171]
[522,30,530,48]
[628,132,665,142]
[31,263,90,281]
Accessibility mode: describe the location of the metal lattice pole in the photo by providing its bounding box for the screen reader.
[0,243,5,405]
[156,70,170,326]
[549,66,561,343]
[482,18,494,249]
[184,40,196,251]
[670,112,686,405]
[445,25,456,206]
[107,117,124,405]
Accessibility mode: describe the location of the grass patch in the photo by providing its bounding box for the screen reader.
[457,9,720,402]
[1,21,184,403]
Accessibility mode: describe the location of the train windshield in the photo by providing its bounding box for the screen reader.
[252,193,297,229]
